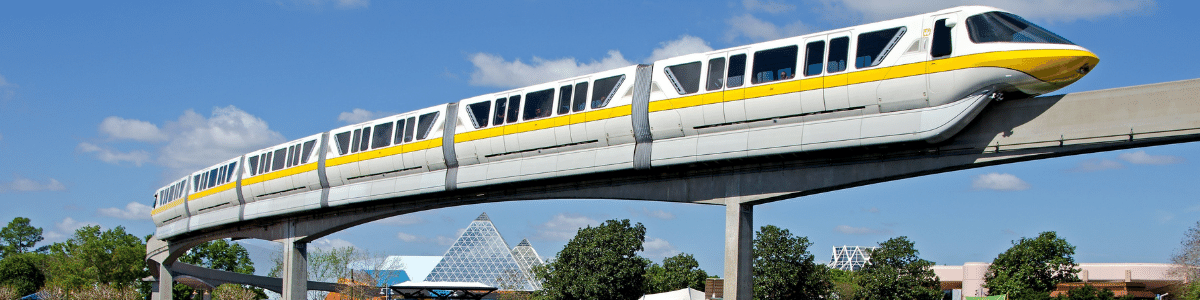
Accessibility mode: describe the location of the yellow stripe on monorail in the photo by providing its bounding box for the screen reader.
[241,162,320,186]
[151,198,184,215]
[454,105,633,143]
[325,137,444,168]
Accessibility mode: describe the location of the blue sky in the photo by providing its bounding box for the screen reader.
[1,0,1197,278]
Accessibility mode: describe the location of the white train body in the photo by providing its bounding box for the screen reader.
[152,6,1099,238]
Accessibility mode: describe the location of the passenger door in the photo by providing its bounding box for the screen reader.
[823,32,852,111]
[926,12,960,105]
[713,50,752,124]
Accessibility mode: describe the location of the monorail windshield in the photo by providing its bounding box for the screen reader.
[966,12,1073,45]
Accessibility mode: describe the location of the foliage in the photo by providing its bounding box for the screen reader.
[644,253,708,294]
[533,219,650,300]
[175,239,266,300]
[0,285,17,300]
[495,269,536,300]
[0,252,46,297]
[751,225,831,300]
[856,236,941,300]
[1051,284,1137,300]
[212,284,260,300]
[985,231,1080,300]
[829,268,860,300]
[70,283,140,300]
[42,225,147,291]
[271,246,401,300]
[1173,221,1200,300]
[0,217,44,260]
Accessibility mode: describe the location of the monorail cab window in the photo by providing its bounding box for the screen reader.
[557,85,572,115]
[706,57,726,91]
[856,27,906,69]
[523,89,555,121]
[665,61,702,95]
[752,45,798,84]
[465,101,491,129]
[804,41,825,77]
[931,19,953,58]
[727,54,746,88]
[966,12,1073,45]
[827,37,849,73]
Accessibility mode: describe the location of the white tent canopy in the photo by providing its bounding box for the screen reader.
[638,288,706,300]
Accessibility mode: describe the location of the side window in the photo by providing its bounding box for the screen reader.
[404,117,415,142]
[207,169,218,189]
[416,112,440,140]
[664,62,702,95]
[557,85,573,115]
[591,75,624,109]
[727,54,746,88]
[856,27,907,69]
[272,148,287,171]
[260,153,270,174]
[193,175,201,192]
[492,98,506,126]
[466,101,491,129]
[523,89,555,121]
[372,123,392,149]
[358,127,371,152]
[706,57,726,91]
[335,131,352,155]
[932,19,953,58]
[301,140,316,164]
[827,37,849,73]
[572,82,589,112]
[804,41,825,76]
[752,45,798,84]
[506,95,521,124]
[394,120,406,144]
[226,162,237,181]
[285,145,296,168]
[248,155,259,176]
[350,129,362,153]
[217,166,227,185]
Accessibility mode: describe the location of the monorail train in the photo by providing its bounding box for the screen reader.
[151,6,1098,238]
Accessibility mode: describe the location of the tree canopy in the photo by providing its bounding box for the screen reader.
[0,252,46,296]
[752,225,831,300]
[644,253,708,294]
[533,219,649,300]
[42,225,148,290]
[856,236,942,300]
[1174,221,1200,300]
[0,217,44,259]
[177,239,264,299]
[984,231,1080,300]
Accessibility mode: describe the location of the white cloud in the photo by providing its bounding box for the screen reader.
[44,217,100,242]
[98,202,153,220]
[99,116,167,142]
[972,172,1030,191]
[744,0,796,14]
[725,14,812,42]
[631,207,676,220]
[834,225,894,235]
[468,51,633,88]
[436,235,457,246]
[1071,158,1124,172]
[646,35,715,63]
[309,238,356,251]
[78,142,152,167]
[641,237,681,260]
[378,215,427,226]
[1118,150,1183,165]
[337,108,391,124]
[810,0,1154,23]
[533,213,600,241]
[0,176,66,193]
[396,232,423,242]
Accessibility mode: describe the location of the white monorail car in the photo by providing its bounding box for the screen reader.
[152,6,1098,238]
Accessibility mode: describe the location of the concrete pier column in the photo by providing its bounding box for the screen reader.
[156,263,174,300]
[281,237,309,300]
[723,202,753,300]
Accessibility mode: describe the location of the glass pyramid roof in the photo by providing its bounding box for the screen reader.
[424,212,539,291]
[511,239,544,290]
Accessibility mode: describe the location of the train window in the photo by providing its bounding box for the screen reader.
[261,152,271,174]
[827,37,849,73]
[359,127,372,152]
[856,27,906,68]
[291,144,302,166]
[466,101,491,129]
[706,58,726,91]
[393,120,406,144]
[665,62,702,95]
[193,174,202,192]
[417,112,440,140]
[523,89,555,121]
[493,98,506,126]
[226,162,237,182]
[966,12,1073,45]
[752,45,798,84]
[335,131,352,155]
[804,41,825,77]
[248,156,259,176]
[557,85,573,115]
[286,145,296,168]
[208,169,219,189]
[372,123,392,149]
[350,129,362,154]
[592,75,624,109]
[301,140,316,164]
[506,96,521,124]
[572,82,589,112]
[931,19,953,58]
[727,54,746,88]
[217,165,228,185]
[272,148,287,171]
[404,117,416,142]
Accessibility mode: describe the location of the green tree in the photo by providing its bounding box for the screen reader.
[42,225,148,290]
[1173,221,1200,300]
[0,252,46,297]
[175,239,266,300]
[533,219,650,300]
[0,217,44,259]
[829,268,861,300]
[856,236,941,300]
[644,253,708,293]
[1054,284,1124,300]
[984,231,1080,300]
[752,225,831,300]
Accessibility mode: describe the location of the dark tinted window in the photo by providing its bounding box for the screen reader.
[285,146,295,168]
[466,101,491,129]
[572,82,589,112]
[248,156,259,176]
[557,85,572,115]
[372,123,392,149]
[300,140,316,164]
[592,75,624,109]
[706,57,726,91]
[292,144,302,166]
[358,127,371,152]
[404,117,416,142]
[856,27,906,68]
[932,19,953,58]
[805,41,825,76]
[394,120,406,144]
[523,89,555,120]
[493,98,506,126]
[727,54,746,88]
[217,166,227,185]
[506,95,521,123]
[752,45,798,84]
[335,131,352,155]
[272,148,287,171]
[208,169,218,188]
[827,37,849,73]
[416,112,440,140]
[350,129,362,153]
[193,175,201,192]
[665,62,702,95]
[260,153,270,174]
[967,12,1073,45]
[226,162,237,181]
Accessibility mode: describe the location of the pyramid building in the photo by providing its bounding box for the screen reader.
[510,239,545,290]
[424,213,540,290]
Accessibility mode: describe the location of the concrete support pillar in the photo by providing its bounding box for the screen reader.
[156,263,174,300]
[281,237,308,300]
[723,202,753,300]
